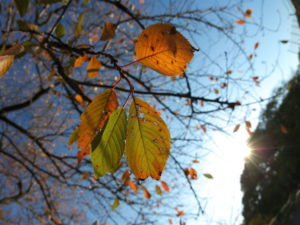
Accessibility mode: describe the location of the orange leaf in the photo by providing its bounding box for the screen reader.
[245,121,251,129]
[195,125,199,130]
[75,94,85,107]
[280,124,288,134]
[254,42,259,50]
[87,56,101,79]
[233,124,240,133]
[192,159,199,163]
[189,168,197,180]
[77,89,118,163]
[235,19,245,25]
[246,127,252,137]
[100,22,117,41]
[201,124,207,133]
[249,54,253,60]
[244,8,252,18]
[161,181,170,193]
[128,180,138,194]
[226,70,232,75]
[121,170,130,185]
[176,208,184,217]
[74,53,88,67]
[200,100,204,106]
[135,23,195,76]
[142,186,151,200]
[168,219,173,225]
[81,172,89,180]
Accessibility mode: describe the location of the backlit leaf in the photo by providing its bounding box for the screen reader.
[203,173,213,179]
[161,181,169,193]
[142,186,151,200]
[155,185,162,196]
[55,23,66,38]
[169,219,173,225]
[125,98,171,180]
[75,94,84,107]
[233,124,240,132]
[75,12,85,36]
[280,124,288,134]
[74,53,88,67]
[245,121,251,129]
[91,108,127,178]
[87,56,101,79]
[68,127,79,146]
[0,44,24,78]
[189,168,197,180]
[235,19,245,25]
[77,89,118,163]
[176,208,184,217]
[111,198,119,211]
[128,180,138,194]
[14,0,30,17]
[100,22,117,41]
[135,23,195,76]
[244,8,252,18]
[121,170,130,185]
[254,42,259,50]
[192,159,199,163]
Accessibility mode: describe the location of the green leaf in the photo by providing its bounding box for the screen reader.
[203,173,213,179]
[55,23,66,38]
[155,185,162,196]
[68,128,78,146]
[91,108,127,178]
[125,98,171,180]
[111,197,120,211]
[14,0,30,17]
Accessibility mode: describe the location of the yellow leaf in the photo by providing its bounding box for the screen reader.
[87,56,101,79]
[111,197,119,211]
[125,98,171,180]
[142,186,151,200]
[68,127,79,146]
[135,23,195,76]
[77,89,118,163]
[0,55,14,78]
[74,53,88,67]
[203,173,213,179]
[155,185,162,196]
[100,22,117,41]
[0,43,24,78]
[75,94,85,107]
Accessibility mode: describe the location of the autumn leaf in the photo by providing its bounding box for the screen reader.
[68,127,79,146]
[176,208,184,217]
[125,98,171,180]
[254,42,259,50]
[226,70,232,75]
[203,173,213,179]
[128,180,138,194]
[244,8,252,18]
[77,89,118,164]
[192,159,199,163]
[233,124,240,133]
[0,43,24,78]
[183,168,189,176]
[168,219,173,225]
[142,186,151,200]
[121,170,130,185]
[245,121,251,129]
[189,168,197,180]
[100,22,117,41]
[135,23,195,76]
[91,108,127,178]
[81,172,89,180]
[55,23,66,38]
[111,197,119,211]
[87,56,101,79]
[235,19,245,25]
[280,124,288,134]
[74,53,88,67]
[161,180,170,193]
[155,185,162,196]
